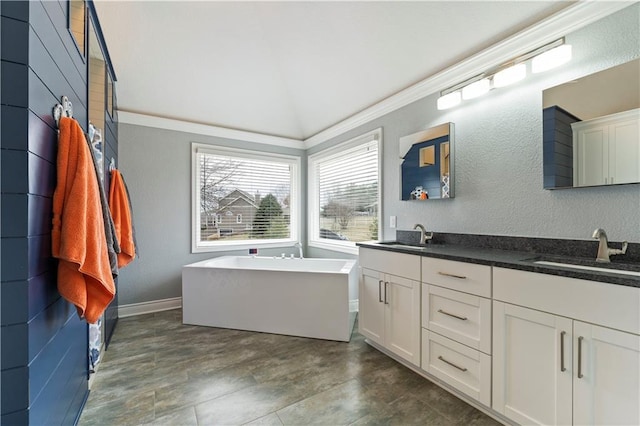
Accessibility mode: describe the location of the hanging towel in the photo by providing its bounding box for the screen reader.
[86,132,121,277]
[52,117,115,324]
[109,169,136,268]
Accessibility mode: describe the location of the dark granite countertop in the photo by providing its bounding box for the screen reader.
[357,234,640,288]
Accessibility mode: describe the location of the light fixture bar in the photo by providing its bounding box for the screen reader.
[436,37,570,109]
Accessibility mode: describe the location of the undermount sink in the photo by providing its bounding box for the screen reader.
[533,260,640,277]
[376,241,426,250]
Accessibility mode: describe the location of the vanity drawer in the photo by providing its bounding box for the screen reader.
[422,329,491,406]
[422,284,491,354]
[359,247,421,281]
[422,258,491,297]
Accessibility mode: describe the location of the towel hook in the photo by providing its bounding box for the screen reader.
[53,96,74,128]
[109,157,116,172]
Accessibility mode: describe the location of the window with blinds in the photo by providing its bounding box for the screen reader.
[308,129,381,253]
[192,144,300,252]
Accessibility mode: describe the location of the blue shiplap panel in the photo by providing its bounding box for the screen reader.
[28,194,53,237]
[1,16,29,64]
[28,296,74,363]
[29,316,88,426]
[1,149,28,194]
[28,110,57,161]
[1,194,28,238]
[1,280,29,325]
[39,0,87,81]
[28,234,54,283]
[0,367,28,415]
[1,237,28,282]
[0,0,28,21]
[28,24,87,115]
[27,271,60,322]
[29,307,81,399]
[1,409,28,425]
[28,151,55,198]
[1,323,28,369]
[1,105,29,150]
[1,61,29,108]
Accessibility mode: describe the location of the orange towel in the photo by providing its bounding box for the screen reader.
[52,117,115,324]
[109,169,136,268]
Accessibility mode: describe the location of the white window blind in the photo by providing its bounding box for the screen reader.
[309,129,381,252]
[192,144,299,252]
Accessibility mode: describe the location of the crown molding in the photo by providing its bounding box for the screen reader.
[303,1,635,149]
[118,111,304,149]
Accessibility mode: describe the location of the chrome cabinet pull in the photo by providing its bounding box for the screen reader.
[384,282,389,305]
[378,280,383,303]
[438,355,468,372]
[438,271,467,280]
[560,331,566,372]
[577,336,584,378]
[437,309,468,321]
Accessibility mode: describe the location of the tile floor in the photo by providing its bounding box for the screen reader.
[79,309,501,426]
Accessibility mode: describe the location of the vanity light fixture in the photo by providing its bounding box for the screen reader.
[436,91,462,110]
[462,78,491,100]
[436,38,570,110]
[531,44,572,73]
[493,63,527,88]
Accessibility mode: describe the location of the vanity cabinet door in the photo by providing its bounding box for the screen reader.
[384,274,421,365]
[573,321,640,426]
[493,301,572,426]
[359,268,385,346]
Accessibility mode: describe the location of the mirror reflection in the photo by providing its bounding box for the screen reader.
[542,58,640,189]
[400,122,454,200]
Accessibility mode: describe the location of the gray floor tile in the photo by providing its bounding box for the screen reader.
[79,309,499,426]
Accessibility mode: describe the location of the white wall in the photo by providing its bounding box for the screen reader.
[118,4,639,305]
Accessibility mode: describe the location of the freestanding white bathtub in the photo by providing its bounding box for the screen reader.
[182,256,359,342]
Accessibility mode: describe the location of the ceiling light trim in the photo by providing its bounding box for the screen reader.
[118,111,303,149]
[303,1,633,149]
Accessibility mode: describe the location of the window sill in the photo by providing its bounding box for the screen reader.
[308,240,359,256]
[192,239,298,254]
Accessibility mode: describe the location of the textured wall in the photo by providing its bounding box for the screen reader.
[309,3,640,244]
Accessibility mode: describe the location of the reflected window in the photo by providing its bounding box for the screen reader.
[69,0,86,57]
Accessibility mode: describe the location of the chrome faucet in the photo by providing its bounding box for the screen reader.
[413,224,433,245]
[294,242,304,259]
[592,228,628,263]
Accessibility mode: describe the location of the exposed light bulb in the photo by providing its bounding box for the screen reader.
[532,44,572,73]
[461,78,490,100]
[493,63,526,88]
[436,91,461,110]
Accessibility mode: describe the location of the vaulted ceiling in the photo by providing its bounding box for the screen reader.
[94,1,574,141]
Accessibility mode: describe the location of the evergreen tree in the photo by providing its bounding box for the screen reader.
[252,194,287,238]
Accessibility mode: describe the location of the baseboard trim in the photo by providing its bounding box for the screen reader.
[118,297,182,318]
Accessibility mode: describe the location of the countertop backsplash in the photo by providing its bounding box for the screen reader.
[394,230,640,264]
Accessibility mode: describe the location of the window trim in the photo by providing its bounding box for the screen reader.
[308,128,382,255]
[191,143,301,253]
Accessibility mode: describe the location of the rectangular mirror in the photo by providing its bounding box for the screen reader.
[542,58,640,189]
[68,0,86,58]
[400,122,454,200]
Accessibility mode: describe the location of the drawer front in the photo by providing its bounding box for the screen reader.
[359,247,420,281]
[493,267,640,335]
[422,329,491,407]
[422,284,491,354]
[422,257,491,297]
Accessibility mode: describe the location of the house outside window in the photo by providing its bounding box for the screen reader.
[192,143,300,252]
[308,128,382,254]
